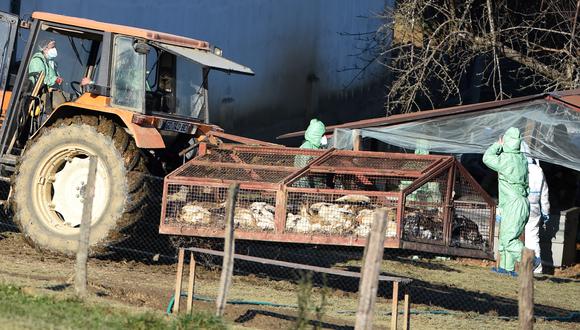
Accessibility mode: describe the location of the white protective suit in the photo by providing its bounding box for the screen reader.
[525,158,550,273]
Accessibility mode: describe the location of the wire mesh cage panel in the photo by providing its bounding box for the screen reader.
[184,146,324,168]
[289,172,416,192]
[285,190,399,238]
[160,144,495,258]
[402,167,449,244]
[319,153,437,172]
[451,164,494,251]
[170,163,293,183]
[164,182,278,232]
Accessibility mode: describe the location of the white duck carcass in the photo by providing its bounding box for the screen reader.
[335,194,371,204]
[386,219,397,238]
[180,203,211,224]
[353,224,371,237]
[168,185,189,202]
[250,202,276,230]
[354,209,373,237]
[234,208,256,228]
[354,208,398,238]
[286,213,311,233]
[310,202,355,233]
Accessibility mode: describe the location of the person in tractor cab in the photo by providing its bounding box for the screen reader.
[29,39,93,87]
[28,39,92,113]
[28,39,61,88]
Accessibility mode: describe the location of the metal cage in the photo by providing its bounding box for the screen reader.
[160,144,495,258]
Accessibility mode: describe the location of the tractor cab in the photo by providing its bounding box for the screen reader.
[0,11,255,256]
[0,11,253,175]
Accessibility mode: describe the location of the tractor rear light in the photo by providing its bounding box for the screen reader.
[131,114,157,127]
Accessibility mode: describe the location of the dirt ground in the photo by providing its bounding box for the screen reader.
[0,230,578,329]
[0,231,352,329]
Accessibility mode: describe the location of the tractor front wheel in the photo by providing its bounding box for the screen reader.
[12,115,149,255]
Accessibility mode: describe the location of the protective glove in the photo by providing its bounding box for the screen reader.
[541,213,550,225]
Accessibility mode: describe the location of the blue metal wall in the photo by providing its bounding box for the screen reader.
[8,0,392,142]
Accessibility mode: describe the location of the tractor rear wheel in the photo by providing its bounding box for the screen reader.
[12,115,150,255]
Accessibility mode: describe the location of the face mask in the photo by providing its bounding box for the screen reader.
[320,135,328,146]
[46,48,58,59]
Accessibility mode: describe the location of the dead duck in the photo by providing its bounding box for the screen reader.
[451,215,483,246]
[335,194,371,204]
[403,210,443,240]
[250,202,276,230]
[180,203,211,224]
[286,213,311,233]
[234,208,256,228]
[354,208,398,238]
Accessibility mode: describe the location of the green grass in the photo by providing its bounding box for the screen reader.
[0,284,226,330]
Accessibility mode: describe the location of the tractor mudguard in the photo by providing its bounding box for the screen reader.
[39,94,165,149]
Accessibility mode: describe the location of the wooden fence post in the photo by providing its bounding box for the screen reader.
[519,248,534,330]
[402,288,410,330]
[355,209,388,330]
[173,248,185,314]
[216,183,239,317]
[186,252,196,314]
[75,155,98,298]
[391,282,399,330]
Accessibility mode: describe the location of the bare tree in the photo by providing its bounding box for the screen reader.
[372,0,579,113]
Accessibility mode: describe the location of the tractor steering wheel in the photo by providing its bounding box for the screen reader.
[70,81,82,97]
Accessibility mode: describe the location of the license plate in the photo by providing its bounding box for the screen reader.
[161,120,193,133]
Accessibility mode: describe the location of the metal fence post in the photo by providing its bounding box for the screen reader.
[355,209,388,330]
[74,155,98,298]
[216,182,239,317]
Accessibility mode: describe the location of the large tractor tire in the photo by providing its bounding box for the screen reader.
[12,115,150,255]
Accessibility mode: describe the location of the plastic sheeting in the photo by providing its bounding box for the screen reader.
[328,128,355,150]
[334,99,580,171]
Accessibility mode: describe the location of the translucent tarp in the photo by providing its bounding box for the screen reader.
[333,100,580,171]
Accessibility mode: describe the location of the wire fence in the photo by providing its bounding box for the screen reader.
[0,167,578,328]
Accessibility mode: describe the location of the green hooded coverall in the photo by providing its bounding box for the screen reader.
[483,127,530,272]
[294,119,326,185]
[28,52,58,87]
[300,119,326,149]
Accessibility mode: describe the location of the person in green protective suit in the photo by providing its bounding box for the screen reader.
[483,127,530,275]
[28,39,61,87]
[28,39,92,89]
[294,119,327,187]
[300,119,326,149]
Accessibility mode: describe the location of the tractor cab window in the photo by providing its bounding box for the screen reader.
[144,44,206,119]
[111,36,146,112]
[145,46,175,113]
[28,27,102,101]
[175,57,205,118]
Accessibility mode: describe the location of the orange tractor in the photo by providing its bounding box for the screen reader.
[0,11,255,255]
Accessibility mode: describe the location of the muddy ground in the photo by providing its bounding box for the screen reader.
[0,227,578,329]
